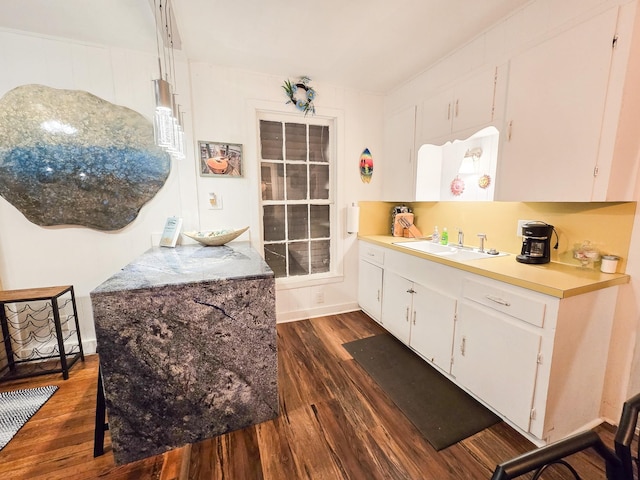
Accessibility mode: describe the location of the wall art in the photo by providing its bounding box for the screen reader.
[359,148,373,183]
[0,84,170,231]
[282,76,316,116]
[198,141,243,177]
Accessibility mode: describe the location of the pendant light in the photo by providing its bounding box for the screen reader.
[153,77,174,149]
[152,0,182,157]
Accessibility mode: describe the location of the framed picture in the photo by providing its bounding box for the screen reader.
[198,141,243,177]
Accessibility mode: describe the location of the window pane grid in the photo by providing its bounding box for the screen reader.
[260,118,331,278]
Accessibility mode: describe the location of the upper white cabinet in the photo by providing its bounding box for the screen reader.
[496,8,619,201]
[418,66,499,146]
[381,105,416,201]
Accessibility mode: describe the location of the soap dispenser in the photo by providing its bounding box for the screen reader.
[432,226,440,243]
[441,227,449,245]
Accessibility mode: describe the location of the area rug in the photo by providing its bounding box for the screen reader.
[343,334,499,451]
[0,385,58,451]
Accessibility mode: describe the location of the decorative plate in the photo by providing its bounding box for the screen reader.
[478,174,491,189]
[450,176,465,196]
[183,226,249,246]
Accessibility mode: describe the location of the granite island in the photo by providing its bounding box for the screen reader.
[90,242,277,465]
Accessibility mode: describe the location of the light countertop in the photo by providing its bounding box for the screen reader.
[359,235,629,298]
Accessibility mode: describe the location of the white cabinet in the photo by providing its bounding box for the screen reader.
[380,271,413,344]
[359,240,619,444]
[451,275,617,443]
[453,299,542,432]
[382,105,416,201]
[497,8,618,201]
[381,270,457,373]
[418,66,499,145]
[409,282,457,373]
[358,243,384,323]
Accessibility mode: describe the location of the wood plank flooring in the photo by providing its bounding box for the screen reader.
[0,311,620,479]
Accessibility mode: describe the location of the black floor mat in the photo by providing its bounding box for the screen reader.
[343,333,500,450]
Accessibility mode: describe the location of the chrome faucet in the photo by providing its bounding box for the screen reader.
[477,233,487,253]
[457,228,464,247]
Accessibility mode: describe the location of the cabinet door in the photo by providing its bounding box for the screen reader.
[409,283,457,373]
[452,301,541,432]
[358,259,383,322]
[419,88,454,143]
[419,66,498,146]
[497,8,618,201]
[452,67,497,134]
[380,271,412,344]
[382,105,417,201]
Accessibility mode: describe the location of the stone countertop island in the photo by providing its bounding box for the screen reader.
[90,242,277,465]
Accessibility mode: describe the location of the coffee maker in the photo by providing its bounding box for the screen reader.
[516,221,556,264]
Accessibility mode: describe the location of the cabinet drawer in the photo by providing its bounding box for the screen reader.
[359,243,385,266]
[462,279,546,327]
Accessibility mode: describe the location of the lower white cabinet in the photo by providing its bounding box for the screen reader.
[452,300,541,432]
[381,269,458,372]
[380,271,412,343]
[358,242,385,323]
[357,240,618,444]
[379,250,459,373]
[358,258,383,322]
[409,282,457,373]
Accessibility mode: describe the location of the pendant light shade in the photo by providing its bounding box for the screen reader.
[153,79,175,149]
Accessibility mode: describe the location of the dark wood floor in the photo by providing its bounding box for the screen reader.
[0,311,619,479]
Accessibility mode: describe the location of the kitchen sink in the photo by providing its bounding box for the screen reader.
[393,240,508,261]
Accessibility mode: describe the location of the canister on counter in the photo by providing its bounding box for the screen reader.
[601,255,620,274]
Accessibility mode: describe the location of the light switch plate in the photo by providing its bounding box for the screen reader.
[208,192,222,210]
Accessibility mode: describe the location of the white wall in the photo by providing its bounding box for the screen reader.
[188,62,384,322]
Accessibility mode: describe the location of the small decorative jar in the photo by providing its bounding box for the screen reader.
[600,255,620,274]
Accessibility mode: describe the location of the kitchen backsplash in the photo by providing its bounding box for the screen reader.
[357,201,636,272]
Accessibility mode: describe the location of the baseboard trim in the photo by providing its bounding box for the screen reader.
[276,303,360,323]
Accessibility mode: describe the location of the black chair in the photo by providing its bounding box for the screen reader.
[491,391,640,479]
[614,392,640,480]
[490,429,624,480]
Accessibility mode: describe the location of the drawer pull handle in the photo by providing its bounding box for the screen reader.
[367,252,375,256]
[485,295,511,307]
[460,337,466,356]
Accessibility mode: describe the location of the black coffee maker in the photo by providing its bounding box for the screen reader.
[516,221,557,264]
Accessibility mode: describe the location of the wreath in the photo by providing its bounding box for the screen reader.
[282,76,316,116]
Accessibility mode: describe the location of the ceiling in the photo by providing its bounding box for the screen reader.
[0,0,531,93]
